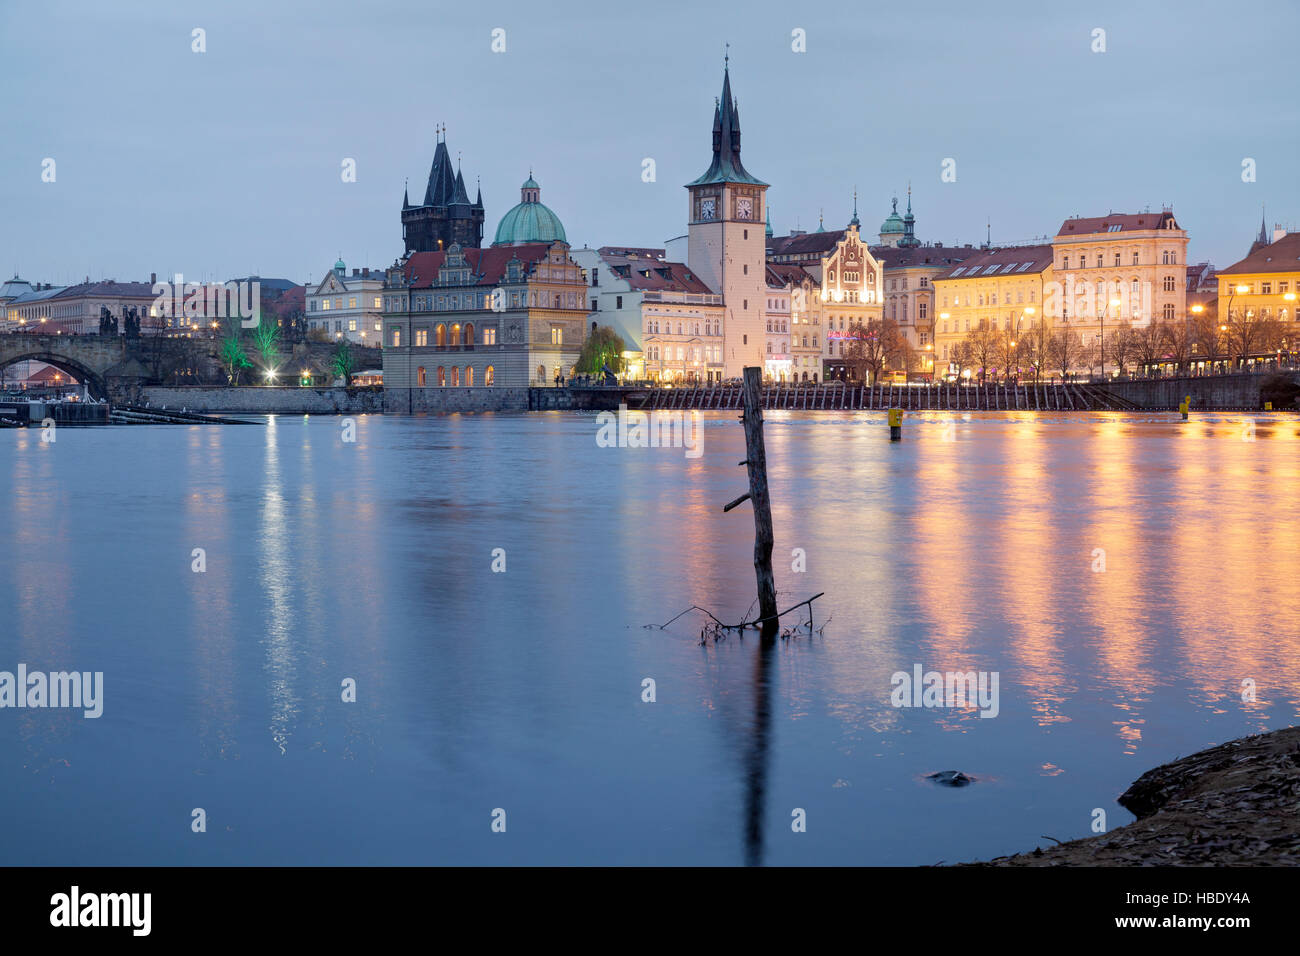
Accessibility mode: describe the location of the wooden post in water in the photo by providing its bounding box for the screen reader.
[723,366,778,638]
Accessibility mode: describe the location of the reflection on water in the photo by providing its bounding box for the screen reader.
[1,411,1298,865]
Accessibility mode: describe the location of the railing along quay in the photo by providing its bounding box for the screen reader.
[637,383,1147,412]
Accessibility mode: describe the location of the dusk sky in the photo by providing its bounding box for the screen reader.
[2,0,1297,287]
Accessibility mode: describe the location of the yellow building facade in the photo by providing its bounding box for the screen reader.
[1216,230,1300,361]
[932,244,1054,373]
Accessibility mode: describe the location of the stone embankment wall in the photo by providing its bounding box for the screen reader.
[1104,372,1298,410]
[133,386,383,414]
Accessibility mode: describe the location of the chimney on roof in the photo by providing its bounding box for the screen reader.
[150,272,156,285]
[353,268,359,276]
[362,267,369,277]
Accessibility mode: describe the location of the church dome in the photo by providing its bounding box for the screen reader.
[879,198,904,236]
[492,175,566,246]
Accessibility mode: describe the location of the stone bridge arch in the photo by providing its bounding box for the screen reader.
[0,349,109,400]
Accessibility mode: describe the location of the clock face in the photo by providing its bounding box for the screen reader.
[700,198,716,220]
[736,197,753,220]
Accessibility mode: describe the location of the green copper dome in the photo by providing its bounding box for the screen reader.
[492,175,566,246]
[880,197,904,235]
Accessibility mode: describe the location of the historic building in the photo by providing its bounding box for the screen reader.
[763,265,797,381]
[1216,227,1300,356]
[5,279,159,334]
[381,169,592,404]
[401,131,485,254]
[570,246,722,383]
[931,245,1055,374]
[768,196,968,379]
[685,62,769,377]
[306,258,384,343]
[1050,210,1189,339]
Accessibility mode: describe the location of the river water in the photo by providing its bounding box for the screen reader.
[2,410,1297,865]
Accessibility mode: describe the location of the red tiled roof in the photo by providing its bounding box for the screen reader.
[622,261,711,293]
[1056,211,1180,236]
[871,245,975,268]
[767,230,847,257]
[765,263,812,287]
[1217,232,1300,275]
[934,244,1055,280]
[402,244,555,288]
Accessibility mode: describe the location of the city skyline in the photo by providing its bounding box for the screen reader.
[2,0,1297,284]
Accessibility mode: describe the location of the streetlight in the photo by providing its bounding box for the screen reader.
[1224,283,1249,371]
[1189,303,1204,374]
[1098,297,1120,379]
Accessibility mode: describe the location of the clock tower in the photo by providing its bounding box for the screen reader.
[686,61,769,377]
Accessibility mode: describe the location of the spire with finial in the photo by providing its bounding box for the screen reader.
[1258,205,1269,245]
[687,50,767,188]
[849,187,860,228]
[899,182,919,247]
[765,205,773,239]
[403,177,410,209]
[816,209,824,233]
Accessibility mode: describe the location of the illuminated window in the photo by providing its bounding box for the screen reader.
[321,299,330,311]
[415,329,428,346]
[390,327,400,346]
[417,366,426,386]
[485,365,495,386]
[348,297,357,309]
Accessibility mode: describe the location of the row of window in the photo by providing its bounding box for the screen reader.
[646,345,722,363]
[311,296,383,312]
[646,319,721,336]
[415,365,495,387]
[391,323,500,347]
[1060,250,1180,269]
[1225,280,1292,295]
[942,289,1040,307]
[886,276,930,291]
[767,336,819,352]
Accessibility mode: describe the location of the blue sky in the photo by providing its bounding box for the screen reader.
[2,0,1296,286]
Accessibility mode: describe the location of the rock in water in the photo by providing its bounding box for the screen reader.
[928,770,973,787]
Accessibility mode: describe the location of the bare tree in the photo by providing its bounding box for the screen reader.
[1225,309,1283,368]
[964,320,1000,384]
[1191,312,1228,371]
[1162,320,1195,375]
[1106,323,1136,378]
[846,317,905,385]
[1047,328,1083,380]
